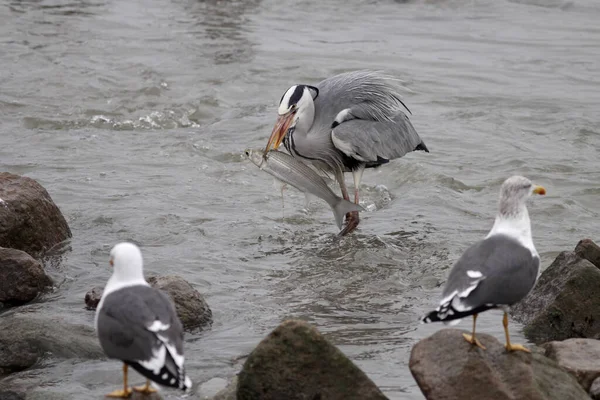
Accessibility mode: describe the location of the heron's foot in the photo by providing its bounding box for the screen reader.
[506,343,530,353]
[133,383,157,394]
[105,388,132,398]
[338,211,359,236]
[462,333,486,350]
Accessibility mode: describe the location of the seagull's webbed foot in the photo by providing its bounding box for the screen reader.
[506,343,531,353]
[105,389,132,398]
[338,211,359,236]
[133,380,157,394]
[462,333,486,350]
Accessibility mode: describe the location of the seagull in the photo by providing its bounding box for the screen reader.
[422,176,546,352]
[264,70,429,236]
[95,242,192,398]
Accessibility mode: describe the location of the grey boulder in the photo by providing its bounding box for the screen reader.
[0,172,71,258]
[544,338,600,392]
[511,240,600,343]
[237,319,388,400]
[0,313,104,373]
[409,328,590,400]
[0,247,52,306]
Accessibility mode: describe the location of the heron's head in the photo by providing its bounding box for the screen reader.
[264,84,319,153]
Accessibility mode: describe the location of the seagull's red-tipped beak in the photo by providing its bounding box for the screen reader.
[264,111,295,154]
[533,185,546,195]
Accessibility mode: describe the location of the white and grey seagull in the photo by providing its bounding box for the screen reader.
[95,242,192,398]
[264,70,429,236]
[422,175,546,352]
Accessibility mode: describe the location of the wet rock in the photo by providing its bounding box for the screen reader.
[409,329,589,400]
[511,246,600,344]
[84,286,103,310]
[544,338,600,391]
[0,247,53,306]
[590,377,600,400]
[0,313,104,373]
[0,173,71,257]
[575,239,600,269]
[211,376,237,400]
[198,377,236,400]
[237,319,388,400]
[0,391,25,400]
[147,275,212,331]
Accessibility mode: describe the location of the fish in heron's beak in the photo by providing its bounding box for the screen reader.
[264,110,296,154]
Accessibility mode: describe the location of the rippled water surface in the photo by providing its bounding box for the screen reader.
[1,0,599,398]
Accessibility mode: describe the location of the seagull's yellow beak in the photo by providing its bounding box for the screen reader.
[533,185,546,195]
[264,111,296,154]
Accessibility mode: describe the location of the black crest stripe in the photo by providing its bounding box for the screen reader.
[288,85,305,106]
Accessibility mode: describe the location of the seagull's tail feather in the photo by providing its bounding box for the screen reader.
[421,302,493,325]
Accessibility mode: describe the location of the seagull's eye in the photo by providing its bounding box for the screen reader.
[244,150,249,157]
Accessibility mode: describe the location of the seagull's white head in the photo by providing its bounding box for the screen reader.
[109,242,145,284]
[264,84,319,153]
[498,175,546,218]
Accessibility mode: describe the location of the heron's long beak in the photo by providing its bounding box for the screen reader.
[533,185,546,195]
[264,111,296,154]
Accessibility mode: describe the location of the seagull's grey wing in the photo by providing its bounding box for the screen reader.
[331,113,427,163]
[423,235,539,323]
[97,286,188,389]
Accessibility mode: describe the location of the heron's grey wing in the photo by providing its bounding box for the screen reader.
[313,70,413,132]
[331,113,427,163]
[428,235,539,322]
[97,286,186,384]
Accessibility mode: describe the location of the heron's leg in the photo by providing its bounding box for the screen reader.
[133,380,157,394]
[462,314,486,350]
[352,166,364,204]
[106,363,133,398]
[335,169,350,201]
[503,312,530,352]
[338,167,363,236]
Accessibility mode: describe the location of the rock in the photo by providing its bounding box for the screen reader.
[198,377,234,400]
[0,391,25,400]
[0,247,53,305]
[0,173,71,257]
[575,239,600,269]
[511,249,600,343]
[590,377,600,400]
[147,275,212,331]
[84,286,103,310]
[0,314,104,373]
[211,376,237,400]
[237,319,388,400]
[544,338,600,391]
[409,329,590,400]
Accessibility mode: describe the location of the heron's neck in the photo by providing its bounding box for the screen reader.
[296,100,315,134]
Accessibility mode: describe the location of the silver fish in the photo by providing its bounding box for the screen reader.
[245,149,364,230]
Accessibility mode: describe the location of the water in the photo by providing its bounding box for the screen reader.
[1,0,599,398]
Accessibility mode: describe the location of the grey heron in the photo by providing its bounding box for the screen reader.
[264,70,429,235]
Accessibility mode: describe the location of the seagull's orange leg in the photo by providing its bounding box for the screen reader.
[106,363,132,398]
